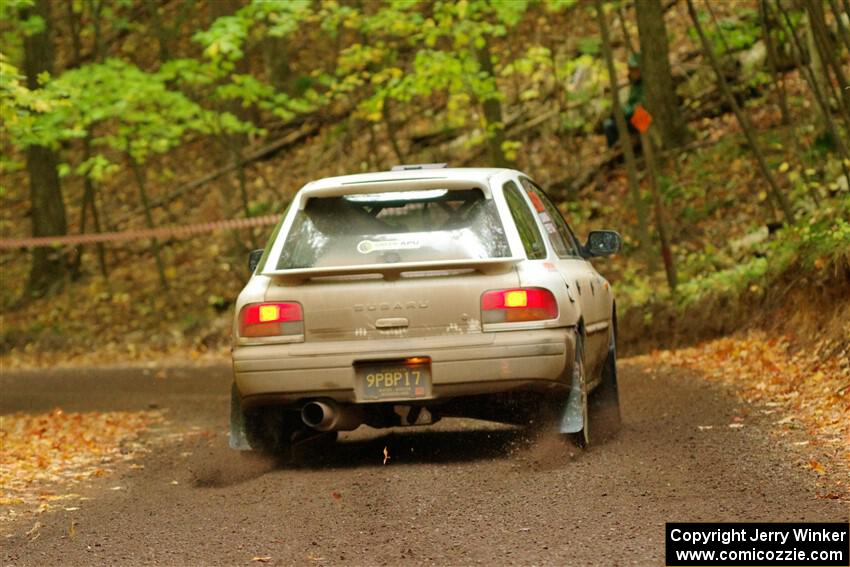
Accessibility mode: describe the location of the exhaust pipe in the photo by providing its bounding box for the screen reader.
[301,400,364,432]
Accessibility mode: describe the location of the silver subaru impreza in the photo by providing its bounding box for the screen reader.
[230,165,621,453]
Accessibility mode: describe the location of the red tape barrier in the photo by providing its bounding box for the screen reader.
[0,214,280,250]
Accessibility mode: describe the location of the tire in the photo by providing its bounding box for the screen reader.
[570,332,591,449]
[244,407,301,455]
[589,324,622,439]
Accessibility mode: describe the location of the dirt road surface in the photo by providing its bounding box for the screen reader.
[2,360,847,566]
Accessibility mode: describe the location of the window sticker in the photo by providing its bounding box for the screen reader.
[527,191,546,212]
[356,238,422,254]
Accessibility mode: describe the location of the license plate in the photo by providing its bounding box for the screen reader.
[355,358,432,401]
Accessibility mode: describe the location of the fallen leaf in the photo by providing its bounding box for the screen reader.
[25,521,42,538]
[0,409,160,522]
[251,556,272,563]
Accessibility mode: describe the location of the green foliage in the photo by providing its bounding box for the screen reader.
[0,55,69,148]
[688,7,761,55]
[577,37,601,56]
[619,209,850,314]
[0,0,37,62]
[325,0,531,150]
[193,0,312,63]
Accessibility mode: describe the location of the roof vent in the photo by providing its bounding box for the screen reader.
[390,163,448,171]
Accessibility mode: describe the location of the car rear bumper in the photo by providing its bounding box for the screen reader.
[233,328,576,408]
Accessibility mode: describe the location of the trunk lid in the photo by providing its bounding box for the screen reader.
[265,268,520,342]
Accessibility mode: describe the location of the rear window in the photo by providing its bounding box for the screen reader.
[276,188,511,270]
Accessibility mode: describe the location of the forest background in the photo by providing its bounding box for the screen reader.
[1,0,848,367]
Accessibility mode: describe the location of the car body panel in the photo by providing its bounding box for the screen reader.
[234,327,575,407]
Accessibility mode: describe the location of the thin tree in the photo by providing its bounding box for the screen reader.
[759,1,795,135]
[639,127,677,291]
[635,0,691,149]
[383,99,407,164]
[475,39,514,168]
[804,0,850,120]
[595,0,652,260]
[617,4,637,55]
[775,0,850,184]
[759,0,818,205]
[22,0,69,297]
[687,0,795,224]
[67,0,109,280]
[826,0,850,55]
[127,146,169,291]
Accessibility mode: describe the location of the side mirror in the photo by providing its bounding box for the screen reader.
[248,249,264,272]
[584,230,622,258]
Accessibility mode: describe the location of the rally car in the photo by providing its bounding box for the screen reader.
[230,165,621,453]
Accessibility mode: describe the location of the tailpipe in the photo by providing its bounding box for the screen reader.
[301,400,364,432]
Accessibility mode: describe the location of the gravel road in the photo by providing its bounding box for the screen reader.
[2,360,847,566]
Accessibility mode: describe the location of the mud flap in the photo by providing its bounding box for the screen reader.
[229,383,251,450]
[559,367,584,434]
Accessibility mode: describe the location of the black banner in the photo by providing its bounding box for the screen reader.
[666,522,849,566]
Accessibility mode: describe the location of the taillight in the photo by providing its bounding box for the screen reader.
[239,302,304,338]
[481,288,558,324]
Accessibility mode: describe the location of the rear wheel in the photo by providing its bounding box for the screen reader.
[244,407,303,455]
[589,324,622,439]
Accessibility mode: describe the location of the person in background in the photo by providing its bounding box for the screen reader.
[603,52,644,148]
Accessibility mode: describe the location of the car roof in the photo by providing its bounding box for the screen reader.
[302,167,519,192]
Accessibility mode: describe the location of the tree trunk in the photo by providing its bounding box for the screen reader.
[22,0,68,297]
[382,100,407,165]
[229,143,259,249]
[65,0,82,67]
[687,0,795,225]
[776,0,850,183]
[475,40,514,168]
[827,0,850,55]
[760,0,819,206]
[640,130,676,291]
[635,0,690,149]
[129,156,169,291]
[760,0,795,132]
[596,0,653,263]
[72,137,110,280]
[85,0,105,60]
[67,6,109,280]
[617,4,637,55]
[805,0,850,122]
[263,36,291,92]
[146,0,172,62]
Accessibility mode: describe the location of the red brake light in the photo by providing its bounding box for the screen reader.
[239,302,304,338]
[481,288,558,324]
